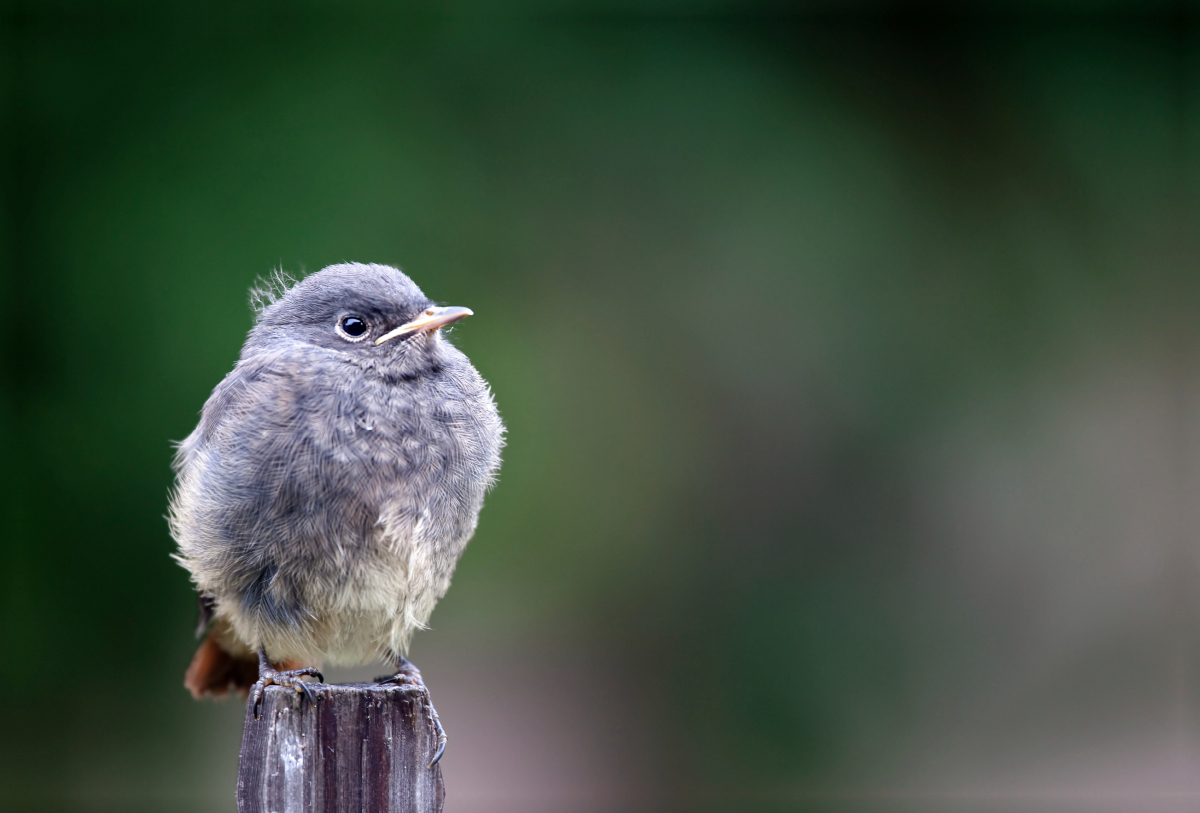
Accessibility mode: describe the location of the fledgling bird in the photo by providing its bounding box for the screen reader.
[169,263,504,765]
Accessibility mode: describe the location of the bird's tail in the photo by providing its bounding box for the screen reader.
[185,635,259,699]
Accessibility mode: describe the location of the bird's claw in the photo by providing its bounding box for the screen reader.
[426,701,447,767]
[251,666,325,720]
[376,658,446,768]
[374,672,418,686]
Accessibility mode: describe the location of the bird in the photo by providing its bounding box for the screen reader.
[169,262,504,766]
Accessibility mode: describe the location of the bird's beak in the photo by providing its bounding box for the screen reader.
[374,306,474,346]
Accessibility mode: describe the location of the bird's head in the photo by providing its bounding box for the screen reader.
[245,263,472,376]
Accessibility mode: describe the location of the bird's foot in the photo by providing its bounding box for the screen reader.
[251,650,324,720]
[376,656,447,768]
[375,652,430,690]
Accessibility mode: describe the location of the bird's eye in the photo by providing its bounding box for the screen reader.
[337,315,369,341]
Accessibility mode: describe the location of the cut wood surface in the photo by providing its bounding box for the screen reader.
[237,682,445,813]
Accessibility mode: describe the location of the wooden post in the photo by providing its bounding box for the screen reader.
[237,682,445,813]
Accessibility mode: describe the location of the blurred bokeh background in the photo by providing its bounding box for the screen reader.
[1,7,1195,813]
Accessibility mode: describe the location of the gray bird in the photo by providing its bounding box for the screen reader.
[169,263,504,765]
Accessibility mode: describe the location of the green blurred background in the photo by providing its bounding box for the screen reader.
[1,8,1195,813]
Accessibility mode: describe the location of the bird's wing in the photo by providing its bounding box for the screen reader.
[173,348,314,472]
[195,592,216,638]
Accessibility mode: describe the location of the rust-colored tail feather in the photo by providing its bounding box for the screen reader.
[185,637,258,699]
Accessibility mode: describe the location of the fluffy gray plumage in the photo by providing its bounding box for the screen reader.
[170,263,504,669]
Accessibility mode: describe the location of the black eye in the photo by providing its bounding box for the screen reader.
[338,315,368,340]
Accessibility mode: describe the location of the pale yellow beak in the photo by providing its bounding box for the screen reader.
[374,306,474,346]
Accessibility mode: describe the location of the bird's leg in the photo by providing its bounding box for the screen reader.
[376,655,447,767]
[250,648,324,720]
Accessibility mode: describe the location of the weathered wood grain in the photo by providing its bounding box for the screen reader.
[237,682,445,813]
